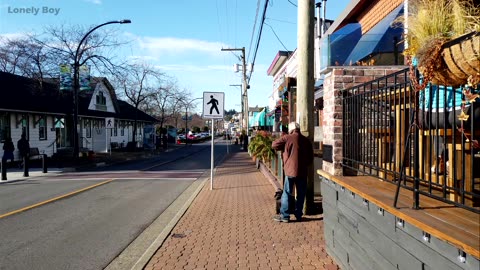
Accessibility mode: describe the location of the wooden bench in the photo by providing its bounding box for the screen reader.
[110,142,120,149]
[28,147,45,160]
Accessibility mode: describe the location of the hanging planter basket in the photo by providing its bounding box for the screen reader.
[429,31,480,86]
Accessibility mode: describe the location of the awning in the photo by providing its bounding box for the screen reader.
[250,107,274,127]
[343,4,404,64]
[253,109,265,127]
[329,23,362,66]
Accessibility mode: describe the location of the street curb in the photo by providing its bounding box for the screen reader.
[104,173,209,270]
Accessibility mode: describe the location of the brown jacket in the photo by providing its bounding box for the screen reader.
[272,131,313,178]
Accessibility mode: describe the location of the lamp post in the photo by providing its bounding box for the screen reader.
[180,97,202,145]
[72,19,131,158]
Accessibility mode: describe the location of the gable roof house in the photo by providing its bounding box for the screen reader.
[0,71,157,159]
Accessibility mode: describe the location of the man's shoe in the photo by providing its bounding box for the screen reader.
[295,216,303,222]
[273,215,289,223]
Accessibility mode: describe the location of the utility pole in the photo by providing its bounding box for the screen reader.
[298,0,315,214]
[229,84,244,132]
[221,47,249,134]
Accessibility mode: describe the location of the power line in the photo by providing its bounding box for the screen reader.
[266,17,296,24]
[264,22,289,51]
[248,0,269,84]
[247,0,262,62]
[287,0,297,7]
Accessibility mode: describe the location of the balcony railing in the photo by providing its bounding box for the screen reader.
[342,68,480,213]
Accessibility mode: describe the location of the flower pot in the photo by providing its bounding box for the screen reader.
[431,31,480,86]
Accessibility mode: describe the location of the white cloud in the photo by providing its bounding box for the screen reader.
[0,32,27,40]
[154,64,232,72]
[83,0,102,4]
[137,36,229,56]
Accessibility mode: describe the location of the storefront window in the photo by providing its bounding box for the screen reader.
[39,116,47,140]
[0,112,10,142]
[85,119,91,138]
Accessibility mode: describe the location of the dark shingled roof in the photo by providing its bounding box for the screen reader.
[0,71,157,123]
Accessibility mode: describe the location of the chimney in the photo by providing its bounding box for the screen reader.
[316,1,323,38]
[322,0,327,34]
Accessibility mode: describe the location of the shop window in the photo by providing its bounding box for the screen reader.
[96,91,106,105]
[85,119,92,138]
[39,117,47,140]
[95,91,107,111]
[20,115,29,139]
[0,112,11,142]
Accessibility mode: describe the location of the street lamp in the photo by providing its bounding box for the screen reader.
[179,97,202,145]
[72,19,131,158]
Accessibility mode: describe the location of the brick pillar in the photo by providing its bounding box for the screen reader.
[321,68,345,175]
[320,66,407,176]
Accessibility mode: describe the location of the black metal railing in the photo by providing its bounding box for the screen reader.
[342,68,480,213]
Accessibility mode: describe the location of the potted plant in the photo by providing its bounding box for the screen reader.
[247,131,276,167]
[402,0,480,87]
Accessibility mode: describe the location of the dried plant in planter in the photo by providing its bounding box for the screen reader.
[403,0,480,87]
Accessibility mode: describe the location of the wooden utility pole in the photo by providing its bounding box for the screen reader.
[221,47,248,133]
[298,0,315,214]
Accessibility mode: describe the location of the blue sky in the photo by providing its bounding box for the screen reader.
[0,0,349,113]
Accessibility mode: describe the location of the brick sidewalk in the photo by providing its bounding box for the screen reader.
[145,151,339,270]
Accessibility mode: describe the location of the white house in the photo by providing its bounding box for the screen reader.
[0,71,157,160]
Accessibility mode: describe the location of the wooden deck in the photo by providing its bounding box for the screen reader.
[317,170,480,259]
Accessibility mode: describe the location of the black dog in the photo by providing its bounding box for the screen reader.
[274,189,295,214]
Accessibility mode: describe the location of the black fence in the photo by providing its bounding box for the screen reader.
[342,68,479,213]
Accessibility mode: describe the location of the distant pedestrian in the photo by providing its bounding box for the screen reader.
[162,133,168,150]
[17,133,30,167]
[272,122,313,223]
[2,137,15,163]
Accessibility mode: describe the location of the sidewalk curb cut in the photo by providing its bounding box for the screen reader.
[105,175,209,270]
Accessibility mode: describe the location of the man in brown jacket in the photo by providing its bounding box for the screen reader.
[272,122,313,222]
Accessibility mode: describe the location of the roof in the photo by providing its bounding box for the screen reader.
[267,51,293,76]
[0,71,157,123]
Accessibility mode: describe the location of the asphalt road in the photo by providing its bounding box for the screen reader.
[0,140,232,270]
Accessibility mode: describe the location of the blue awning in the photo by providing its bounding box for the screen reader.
[250,108,275,127]
[329,23,362,66]
[343,4,404,64]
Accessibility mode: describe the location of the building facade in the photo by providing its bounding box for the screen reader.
[0,71,157,159]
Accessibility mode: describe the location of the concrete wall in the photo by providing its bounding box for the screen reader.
[320,176,480,270]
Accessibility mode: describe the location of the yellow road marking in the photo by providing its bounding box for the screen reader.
[0,179,114,219]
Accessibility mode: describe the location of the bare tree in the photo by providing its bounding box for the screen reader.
[143,77,181,134]
[0,24,130,85]
[115,61,164,146]
[0,35,54,88]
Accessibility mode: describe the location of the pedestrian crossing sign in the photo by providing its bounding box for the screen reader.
[105,117,115,128]
[203,92,224,119]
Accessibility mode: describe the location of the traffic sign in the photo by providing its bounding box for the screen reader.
[105,117,115,128]
[203,92,224,119]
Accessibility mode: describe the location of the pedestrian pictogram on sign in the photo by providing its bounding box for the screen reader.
[203,92,224,119]
[105,117,115,128]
